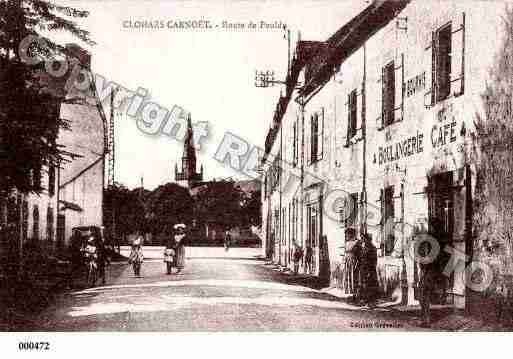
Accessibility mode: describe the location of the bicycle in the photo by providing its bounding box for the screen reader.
[82,243,98,287]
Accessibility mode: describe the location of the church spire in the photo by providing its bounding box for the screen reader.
[175,113,203,188]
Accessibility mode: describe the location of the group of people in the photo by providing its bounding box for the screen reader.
[344,232,379,308]
[291,243,313,274]
[128,223,187,277]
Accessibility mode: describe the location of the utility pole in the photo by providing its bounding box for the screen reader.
[109,89,117,250]
[255,27,294,267]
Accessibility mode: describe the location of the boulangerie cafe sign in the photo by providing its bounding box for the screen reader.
[377,131,425,165]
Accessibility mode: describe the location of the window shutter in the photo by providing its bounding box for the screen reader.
[395,54,404,123]
[451,12,465,97]
[380,66,386,128]
[356,89,362,135]
[305,116,313,165]
[393,188,401,223]
[425,31,435,108]
[312,114,318,162]
[319,108,324,160]
[379,189,384,250]
[346,94,352,145]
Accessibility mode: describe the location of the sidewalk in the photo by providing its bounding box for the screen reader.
[261,261,513,331]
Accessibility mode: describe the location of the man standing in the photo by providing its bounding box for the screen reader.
[344,237,362,303]
[359,233,379,308]
[93,228,109,286]
[224,230,231,252]
[305,245,313,274]
[292,242,303,274]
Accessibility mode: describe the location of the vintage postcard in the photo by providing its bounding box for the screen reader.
[1,0,513,350]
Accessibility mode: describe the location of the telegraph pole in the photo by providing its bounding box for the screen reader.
[362,44,368,235]
[109,89,117,249]
[255,26,294,266]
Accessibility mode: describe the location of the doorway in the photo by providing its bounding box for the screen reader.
[428,171,455,304]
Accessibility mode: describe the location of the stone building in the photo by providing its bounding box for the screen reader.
[261,0,508,308]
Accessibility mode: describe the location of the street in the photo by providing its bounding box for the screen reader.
[21,247,424,331]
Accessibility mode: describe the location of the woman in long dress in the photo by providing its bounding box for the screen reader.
[173,224,186,273]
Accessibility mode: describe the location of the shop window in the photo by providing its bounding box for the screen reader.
[382,61,395,127]
[347,89,358,141]
[428,172,454,242]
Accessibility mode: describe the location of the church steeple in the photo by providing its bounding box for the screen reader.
[175,113,203,188]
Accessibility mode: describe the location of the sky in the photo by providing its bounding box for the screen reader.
[52,0,368,189]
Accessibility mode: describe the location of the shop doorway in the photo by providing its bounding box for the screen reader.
[428,171,455,304]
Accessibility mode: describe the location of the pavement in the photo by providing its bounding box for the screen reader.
[1,246,501,331]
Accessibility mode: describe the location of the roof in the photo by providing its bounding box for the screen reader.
[300,0,411,99]
[35,47,106,185]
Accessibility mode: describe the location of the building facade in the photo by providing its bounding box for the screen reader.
[261,0,507,308]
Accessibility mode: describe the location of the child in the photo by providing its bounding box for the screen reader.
[163,238,175,275]
[128,240,144,277]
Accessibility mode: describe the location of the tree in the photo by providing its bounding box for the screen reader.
[193,180,244,230]
[147,183,194,243]
[0,0,95,196]
[103,184,148,246]
[240,189,262,227]
[473,6,513,311]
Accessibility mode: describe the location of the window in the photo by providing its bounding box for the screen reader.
[46,207,54,241]
[32,205,39,241]
[22,200,28,242]
[382,186,395,255]
[32,163,42,190]
[310,114,318,163]
[427,16,465,106]
[48,165,55,197]
[435,24,452,102]
[344,193,359,242]
[309,110,324,164]
[382,61,395,127]
[347,89,357,140]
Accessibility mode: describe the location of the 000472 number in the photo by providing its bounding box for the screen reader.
[18,342,50,351]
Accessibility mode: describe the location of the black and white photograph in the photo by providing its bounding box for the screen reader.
[1,0,513,350]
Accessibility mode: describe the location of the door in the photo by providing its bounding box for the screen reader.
[307,203,319,275]
[428,171,454,304]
